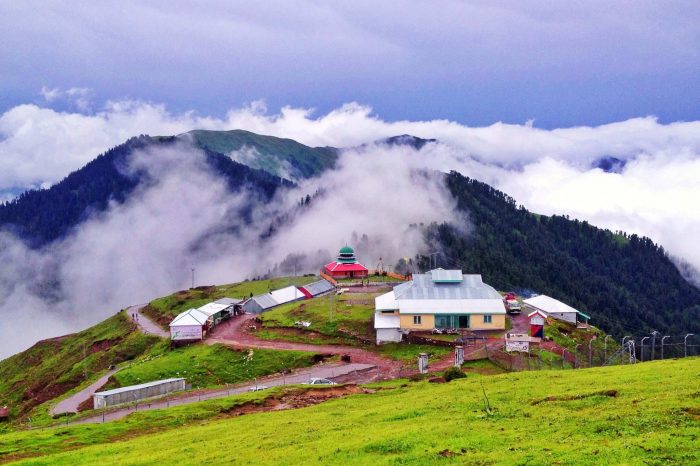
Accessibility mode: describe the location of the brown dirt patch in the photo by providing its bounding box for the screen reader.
[531,389,619,405]
[219,385,370,418]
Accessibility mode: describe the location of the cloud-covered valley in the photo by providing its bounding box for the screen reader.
[1,99,700,357]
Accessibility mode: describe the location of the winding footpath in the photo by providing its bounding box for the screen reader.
[50,368,119,416]
[127,304,169,338]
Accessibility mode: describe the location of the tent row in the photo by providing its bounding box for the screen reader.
[169,297,243,342]
[243,279,335,314]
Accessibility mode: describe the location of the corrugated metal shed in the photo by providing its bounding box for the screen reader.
[251,293,278,310]
[94,378,185,397]
[300,279,334,296]
[270,286,304,305]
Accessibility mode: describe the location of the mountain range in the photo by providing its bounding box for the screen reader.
[0,130,698,338]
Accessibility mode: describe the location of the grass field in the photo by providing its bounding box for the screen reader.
[110,343,318,390]
[3,358,698,464]
[259,292,376,340]
[144,276,318,326]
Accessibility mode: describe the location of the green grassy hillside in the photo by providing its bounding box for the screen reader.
[0,313,158,421]
[188,129,338,180]
[3,358,697,465]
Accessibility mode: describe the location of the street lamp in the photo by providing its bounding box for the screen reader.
[661,336,670,360]
[685,334,695,358]
[640,337,650,362]
[650,331,660,360]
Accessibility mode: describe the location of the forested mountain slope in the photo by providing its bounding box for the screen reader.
[428,172,700,336]
[0,135,289,246]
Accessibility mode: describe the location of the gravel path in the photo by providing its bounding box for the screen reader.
[51,368,119,415]
[127,304,169,338]
[68,362,375,425]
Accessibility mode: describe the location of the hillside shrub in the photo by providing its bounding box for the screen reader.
[443,366,466,382]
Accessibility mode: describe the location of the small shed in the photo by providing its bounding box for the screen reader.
[528,309,547,338]
[169,308,208,341]
[243,293,278,314]
[374,312,402,343]
[93,378,186,409]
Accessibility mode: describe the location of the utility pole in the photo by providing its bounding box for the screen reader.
[588,339,594,367]
[660,336,670,360]
[191,267,195,289]
[685,334,695,358]
[329,290,334,322]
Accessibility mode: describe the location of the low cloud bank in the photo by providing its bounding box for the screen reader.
[0,141,456,358]
[1,100,700,357]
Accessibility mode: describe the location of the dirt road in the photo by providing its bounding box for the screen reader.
[207,314,406,378]
[127,304,169,338]
[69,362,374,425]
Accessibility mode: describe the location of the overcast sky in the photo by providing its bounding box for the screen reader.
[1,1,699,127]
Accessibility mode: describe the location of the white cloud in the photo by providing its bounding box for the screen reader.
[1,100,700,357]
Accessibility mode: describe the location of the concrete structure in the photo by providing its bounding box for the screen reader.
[298,279,335,298]
[322,246,369,279]
[505,333,531,352]
[374,312,402,343]
[169,308,208,341]
[523,295,591,326]
[93,378,186,409]
[374,269,506,342]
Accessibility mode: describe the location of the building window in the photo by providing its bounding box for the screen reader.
[483,315,492,324]
[413,315,422,325]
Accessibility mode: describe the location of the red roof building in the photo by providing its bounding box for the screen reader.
[322,246,369,279]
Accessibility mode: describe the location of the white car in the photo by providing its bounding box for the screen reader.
[248,385,269,392]
[306,378,337,385]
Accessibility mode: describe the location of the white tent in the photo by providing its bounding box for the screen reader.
[270,286,305,305]
[169,308,208,341]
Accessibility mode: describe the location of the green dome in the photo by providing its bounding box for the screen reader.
[339,246,355,254]
[337,245,358,264]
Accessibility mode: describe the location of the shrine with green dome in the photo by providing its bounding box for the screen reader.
[322,245,369,278]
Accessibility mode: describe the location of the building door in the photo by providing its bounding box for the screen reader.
[458,315,470,328]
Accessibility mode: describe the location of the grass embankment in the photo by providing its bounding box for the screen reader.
[0,313,158,423]
[143,276,318,327]
[258,292,377,343]
[544,319,616,364]
[4,358,698,465]
[109,343,318,390]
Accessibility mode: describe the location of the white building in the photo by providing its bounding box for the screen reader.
[374,312,402,343]
[523,295,590,325]
[169,308,208,341]
[270,286,305,305]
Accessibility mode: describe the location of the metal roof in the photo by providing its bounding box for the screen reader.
[214,297,243,306]
[251,293,278,310]
[94,378,185,397]
[197,302,231,316]
[430,269,464,283]
[270,286,304,305]
[170,308,208,326]
[301,279,334,296]
[394,273,502,300]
